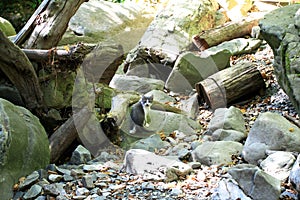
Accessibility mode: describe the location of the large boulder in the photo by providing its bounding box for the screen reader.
[60,0,154,52]
[121,149,193,182]
[0,99,50,199]
[259,4,300,115]
[203,106,247,142]
[165,50,231,94]
[242,112,300,165]
[123,0,225,83]
[192,141,243,166]
[228,164,281,200]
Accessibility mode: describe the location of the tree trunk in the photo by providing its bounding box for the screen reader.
[0,30,44,112]
[195,62,266,109]
[22,0,88,49]
[49,106,91,163]
[192,13,264,50]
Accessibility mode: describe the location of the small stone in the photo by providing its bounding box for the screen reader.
[71,169,86,177]
[141,182,155,190]
[19,171,40,190]
[23,184,42,199]
[56,195,69,200]
[76,187,90,196]
[48,174,63,182]
[56,167,71,176]
[83,164,104,172]
[63,174,74,182]
[35,196,47,200]
[43,183,65,196]
[73,195,87,200]
[190,141,201,150]
[70,145,92,164]
[82,175,95,189]
[170,187,182,196]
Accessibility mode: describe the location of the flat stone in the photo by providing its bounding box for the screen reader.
[23,184,42,200]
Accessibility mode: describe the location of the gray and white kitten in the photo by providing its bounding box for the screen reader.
[129,94,153,134]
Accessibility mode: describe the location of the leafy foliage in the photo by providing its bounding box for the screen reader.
[0,0,42,31]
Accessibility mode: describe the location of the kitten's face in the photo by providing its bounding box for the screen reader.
[141,94,153,108]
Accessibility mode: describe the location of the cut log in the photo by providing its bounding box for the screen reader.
[49,106,91,163]
[195,62,266,109]
[192,13,265,50]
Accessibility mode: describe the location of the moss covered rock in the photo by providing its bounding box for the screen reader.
[0,17,16,36]
[260,4,300,115]
[0,98,50,199]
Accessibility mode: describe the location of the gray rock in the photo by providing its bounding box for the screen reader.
[43,183,66,196]
[18,171,40,190]
[61,0,154,52]
[165,50,231,94]
[192,141,243,166]
[260,151,295,181]
[242,112,300,164]
[121,149,192,182]
[207,106,246,133]
[289,154,300,193]
[260,4,300,115]
[141,182,155,190]
[63,174,74,182]
[130,134,170,152]
[0,99,50,200]
[48,174,63,183]
[211,178,251,200]
[120,109,201,148]
[23,184,42,200]
[145,90,176,104]
[83,163,104,172]
[179,93,199,119]
[228,164,281,200]
[170,187,183,197]
[82,175,95,189]
[124,0,222,81]
[109,74,165,94]
[70,145,92,165]
[204,129,246,142]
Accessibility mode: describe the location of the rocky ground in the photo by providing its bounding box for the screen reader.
[12,43,300,200]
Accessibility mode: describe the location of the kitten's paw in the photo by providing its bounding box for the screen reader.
[145,123,150,127]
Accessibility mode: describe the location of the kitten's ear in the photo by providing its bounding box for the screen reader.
[149,94,154,100]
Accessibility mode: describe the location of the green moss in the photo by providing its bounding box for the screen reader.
[0,17,16,36]
[0,99,49,199]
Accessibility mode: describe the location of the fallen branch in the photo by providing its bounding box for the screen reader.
[49,106,92,163]
[23,43,95,62]
[192,13,265,50]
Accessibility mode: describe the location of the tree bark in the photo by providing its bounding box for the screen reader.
[23,0,88,49]
[0,30,44,112]
[192,13,264,50]
[23,43,95,62]
[49,106,92,163]
[195,62,266,109]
